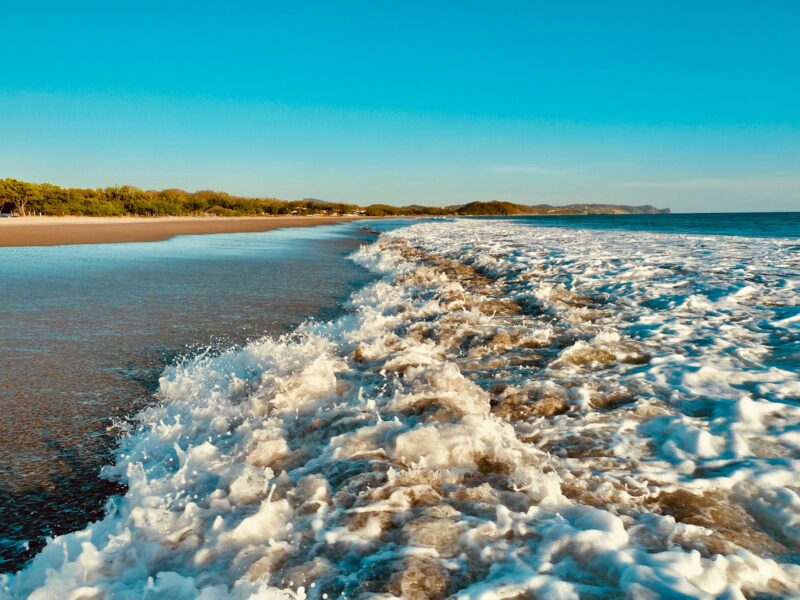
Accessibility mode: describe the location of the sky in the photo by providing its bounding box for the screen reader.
[1,0,798,212]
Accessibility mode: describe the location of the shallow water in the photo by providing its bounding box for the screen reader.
[3,214,800,598]
[0,221,404,570]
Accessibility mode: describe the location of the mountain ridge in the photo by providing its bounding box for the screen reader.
[449,200,669,216]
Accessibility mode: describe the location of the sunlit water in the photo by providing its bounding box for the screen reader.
[2,213,799,598]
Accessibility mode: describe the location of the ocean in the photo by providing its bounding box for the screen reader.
[479,211,800,238]
[2,213,799,598]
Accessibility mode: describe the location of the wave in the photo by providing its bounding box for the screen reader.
[3,220,800,598]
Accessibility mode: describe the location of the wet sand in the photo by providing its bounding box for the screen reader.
[0,221,380,570]
[0,216,363,247]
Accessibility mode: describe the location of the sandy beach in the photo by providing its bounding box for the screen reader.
[0,215,363,247]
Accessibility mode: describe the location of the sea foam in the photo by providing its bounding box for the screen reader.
[3,220,799,598]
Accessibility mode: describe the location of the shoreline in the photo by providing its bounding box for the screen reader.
[0,215,365,247]
[0,218,379,572]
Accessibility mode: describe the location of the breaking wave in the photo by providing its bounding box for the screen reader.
[3,220,800,599]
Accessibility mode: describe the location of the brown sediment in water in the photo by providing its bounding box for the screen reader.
[0,215,366,247]
[387,557,450,600]
[647,489,788,556]
[492,386,570,419]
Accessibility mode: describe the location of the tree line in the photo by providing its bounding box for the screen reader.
[0,179,450,217]
[0,178,668,218]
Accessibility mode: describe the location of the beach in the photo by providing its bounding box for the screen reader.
[0,216,362,247]
[0,220,390,572]
[2,0,797,595]
[3,214,799,598]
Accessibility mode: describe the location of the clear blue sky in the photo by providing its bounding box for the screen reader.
[1,0,798,211]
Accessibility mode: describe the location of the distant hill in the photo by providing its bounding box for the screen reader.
[451,200,669,216]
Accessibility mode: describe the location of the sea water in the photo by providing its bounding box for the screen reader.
[2,213,799,598]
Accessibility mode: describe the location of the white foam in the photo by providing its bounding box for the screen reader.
[3,220,799,598]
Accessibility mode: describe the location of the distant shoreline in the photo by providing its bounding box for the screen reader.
[0,215,366,247]
[0,178,670,220]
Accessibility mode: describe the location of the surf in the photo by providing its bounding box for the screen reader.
[4,219,799,599]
